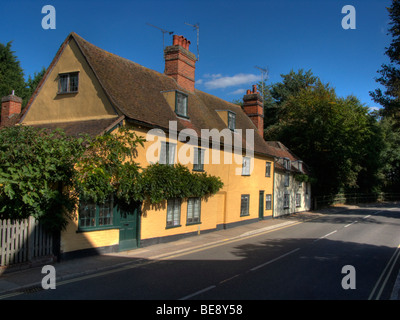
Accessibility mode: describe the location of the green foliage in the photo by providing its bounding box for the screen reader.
[74,126,145,204]
[138,163,224,204]
[0,126,86,232]
[264,70,380,195]
[0,125,224,232]
[0,41,45,108]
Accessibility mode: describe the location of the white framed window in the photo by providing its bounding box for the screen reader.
[296,193,301,207]
[193,147,205,171]
[283,158,291,170]
[159,141,176,165]
[242,156,251,176]
[265,161,271,177]
[175,91,188,118]
[228,111,236,131]
[240,194,250,216]
[187,197,201,225]
[284,173,290,187]
[283,193,290,209]
[265,194,272,210]
[166,198,181,228]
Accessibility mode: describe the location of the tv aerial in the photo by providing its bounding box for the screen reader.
[254,66,268,98]
[185,22,200,61]
[146,23,174,50]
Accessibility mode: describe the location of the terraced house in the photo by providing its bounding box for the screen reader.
[1,32,310,259]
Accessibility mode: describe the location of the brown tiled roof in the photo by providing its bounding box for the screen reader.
[265,141,309,174]
[31,116,123,137]
[20,32,278,157]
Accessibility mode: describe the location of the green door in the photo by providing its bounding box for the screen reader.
[259,190,264,220]
[118,202,140,251]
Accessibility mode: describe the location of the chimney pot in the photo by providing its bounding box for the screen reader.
[164,35,196,92]
[252,85,257,93]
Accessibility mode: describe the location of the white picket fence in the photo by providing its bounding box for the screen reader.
[0,216,53,267]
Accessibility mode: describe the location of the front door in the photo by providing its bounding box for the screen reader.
[118,202,140,251]
[259,190,264,220]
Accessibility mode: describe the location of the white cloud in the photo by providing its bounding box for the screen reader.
[229,88,246,95]
[203,73,259,90]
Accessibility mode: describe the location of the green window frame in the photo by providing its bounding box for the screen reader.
[240,194,250,217]
[187,197,201,225]
[166,198,181,228]
[78,196,115,231]
[193,147,205,171]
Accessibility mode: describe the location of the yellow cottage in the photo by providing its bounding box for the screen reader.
[14,32,281,259]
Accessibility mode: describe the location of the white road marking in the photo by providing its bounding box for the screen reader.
[313,230,337,242]
[250,248,300,271]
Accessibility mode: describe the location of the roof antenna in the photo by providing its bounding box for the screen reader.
[254,66,268,99]
[146,23,174,50]
[185,22,199,61]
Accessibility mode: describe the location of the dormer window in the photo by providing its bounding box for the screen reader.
[175,91,188,118]
[58,72,79,94]
[228,111,236,131]
[283,158,291,170]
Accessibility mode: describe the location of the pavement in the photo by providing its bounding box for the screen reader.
[1,204,399,299]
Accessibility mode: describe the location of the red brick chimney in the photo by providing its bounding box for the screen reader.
[1,92,22,127]
[164,35,196,92]
[243,85,264,137]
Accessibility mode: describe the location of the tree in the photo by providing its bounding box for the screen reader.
[370,0,400,122]
[264,72,379,196]
[0,126,87,232]
[0,42,27,101]
[369,0,400,193]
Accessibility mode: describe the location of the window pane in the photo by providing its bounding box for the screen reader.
[168,143,176,165]
[160,142,167,164]
[98,197,113,226]
[193,148,204,171]
[59,75,68,93]
[79,203,96,227]
[228,112,236,130]
[69,73,79,92]
[240,195,249,216]
[242,157,250,175]
[176,93,187,117]
[266,162,271,177]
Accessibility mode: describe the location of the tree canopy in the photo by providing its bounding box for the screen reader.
[262,69,382,196]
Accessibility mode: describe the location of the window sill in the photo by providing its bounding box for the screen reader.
[186,221,202,226]
[165,224,182,230]
[77,225,117,233]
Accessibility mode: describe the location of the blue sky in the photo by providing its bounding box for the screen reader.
[0,0,392,110]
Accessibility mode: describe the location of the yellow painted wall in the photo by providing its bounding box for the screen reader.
[61,216,119,253]
[22,38,118,125]
[59,124,275,253]
[129,124,275,241]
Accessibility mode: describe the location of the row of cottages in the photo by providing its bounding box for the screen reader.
[0,32,311,259]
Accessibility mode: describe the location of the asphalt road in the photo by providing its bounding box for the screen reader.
[5,204,400,301]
